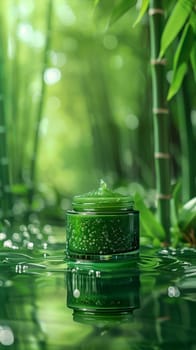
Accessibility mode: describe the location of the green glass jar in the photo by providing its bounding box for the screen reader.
[66,259,140,324]
[66,181,139,261]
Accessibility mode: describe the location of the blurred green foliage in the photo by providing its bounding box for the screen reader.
[0,0,195,244]
[0,0,152,210]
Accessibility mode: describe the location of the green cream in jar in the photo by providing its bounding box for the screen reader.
[66,180,139,261]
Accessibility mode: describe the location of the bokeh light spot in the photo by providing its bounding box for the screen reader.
[44,68,61,85]
[0,326,14,346]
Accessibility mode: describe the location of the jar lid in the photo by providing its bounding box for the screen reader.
[72,180,134,212]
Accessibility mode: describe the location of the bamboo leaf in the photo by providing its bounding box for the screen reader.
[167,63,187,100]
[93,0,101,13]
[92,0,101,17]
[167,23,194,100]
[11,184,28,195]
[190,9,196,33]
[173,23,194,70]
[170,181,182,226]
[191,43,196,81]
[108,0,136,27]
[94,0,100,6]
[133,0,149,27]
[190,11,196,80]
[178,197,196,231]
[134,193,165,240]
[160,0,194,57]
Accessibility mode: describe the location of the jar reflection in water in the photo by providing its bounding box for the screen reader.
[66,259,140,324]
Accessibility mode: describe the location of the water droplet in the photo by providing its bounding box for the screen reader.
[43,242,48,249]
[88,269,94,276]
[0,233,6,240]
[5,280,13,287]
[23,231,30,239]
[73,289,80,298]
[37,234,43,240]
[12,233,21,242]
[20,225,28,231]
[27,242,34,249]
[0,326,14,346]
[3,240,13,248]
[43,225,52,235]
[48,236,55,244]
[168,286,180,298]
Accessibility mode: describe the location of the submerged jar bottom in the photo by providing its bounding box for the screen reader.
[73,309,134,325]
[66,248,139,261]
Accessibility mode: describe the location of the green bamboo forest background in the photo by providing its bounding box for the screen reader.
[0,0,196,246]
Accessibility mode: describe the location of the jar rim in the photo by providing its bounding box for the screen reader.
[72,196,134,212]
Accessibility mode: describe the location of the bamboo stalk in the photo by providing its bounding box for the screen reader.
[10,0,21,183]
[89,52,124,181]
[18,77,34,182]
[179,76,196,202]
[80,46,124,182]
[29,0,53,206]
[97,60,124,181]
[149,0,171,242]
[0,5,12,219]
[79,67,105,176]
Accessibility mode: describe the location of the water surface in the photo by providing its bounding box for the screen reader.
[0,225,195,349]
